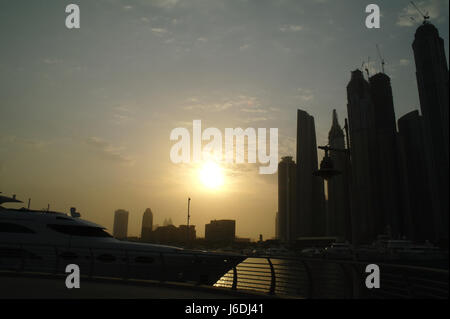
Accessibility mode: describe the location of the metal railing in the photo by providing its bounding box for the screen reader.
[0,242,448,299]
[215,256,449,299]
[0,242,242,286]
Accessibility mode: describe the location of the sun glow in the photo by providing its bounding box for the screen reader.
[199,161,225,190]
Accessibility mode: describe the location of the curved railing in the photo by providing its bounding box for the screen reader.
[215,256,448,298]
[0,242,448,299]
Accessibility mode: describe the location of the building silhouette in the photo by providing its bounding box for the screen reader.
[205,220,235,243]
[152,224,196,244]
[296,110,325,238]
[327,110,351,241]
[179,225,196,242]
[346,70,379,244]
[369,72,404,238]
[277,156,297,243]
[275,21,449,248]
[412,22,449,246]
[141,208,153,242]
[113,209,129,239]
[398,111,436,242]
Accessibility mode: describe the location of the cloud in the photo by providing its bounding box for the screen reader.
[399,59,411,66]
[151,0,179,9]
[111,105,134,125]
[239,117,269,124]
[151,27,170,37]
[43,58,62,65]
[182,95,261,112]
[0,135,49,149]
[239,44,251,51]
[278,134,296,158]
[295,88,315,102]
[85,137,135,165]
[241,108,268,114]
[279,24,304,32]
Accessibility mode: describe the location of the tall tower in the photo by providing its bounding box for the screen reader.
[113,209,129,240]
[278,156,297,243]
[141,208,153,242]
[369,72,403,238]
[346,70,378,244]
[398,111,437,242]
[327,110,351,241]
[412,22,449,246]
[296,110,325,237]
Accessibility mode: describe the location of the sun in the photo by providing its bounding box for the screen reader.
[199,161,225,190]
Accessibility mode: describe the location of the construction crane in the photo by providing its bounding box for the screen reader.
[364,56,371,79]
[410,1,430,23]
[376,44,385,74]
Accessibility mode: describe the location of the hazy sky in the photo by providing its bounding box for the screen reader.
[1,0,449,240]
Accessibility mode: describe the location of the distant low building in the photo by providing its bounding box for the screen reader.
[235,237,251,243]
[294,237,338,250]
[179,225,196,242]
[152,224,196,244]
[205,220,235,243]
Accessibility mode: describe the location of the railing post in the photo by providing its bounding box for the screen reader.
[160,252,166,282]
[54,246,59,275]
[89,248,94,279]
[301,260,313,299]
[19,243,25,272]
[123,250,129,281]
[403,271,414,298]
[231,266,238,290]
[350,263,364,299]
[267,258,276,295]
[336,263,350,299]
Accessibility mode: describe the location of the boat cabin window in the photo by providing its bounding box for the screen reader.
[0,222,35,234]
[47,224,112,237]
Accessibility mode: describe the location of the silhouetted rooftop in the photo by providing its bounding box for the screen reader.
[415,22,439,38]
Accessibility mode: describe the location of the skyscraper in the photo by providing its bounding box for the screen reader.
[369,72,403,238]
[278,156,297,243]
[412,21,449,246]
[398,111,436,242]
[296,109,325,237]
[346,70,378,244]
[141,208,153,242]
[327,110,351,241]
[113,209,129,239]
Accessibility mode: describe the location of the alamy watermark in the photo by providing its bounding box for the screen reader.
[65,264,80,289]
[64,4,381,30]
[365,264,381,289]
[169,120,278,175]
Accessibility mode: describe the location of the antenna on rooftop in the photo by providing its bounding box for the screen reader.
[376,44,386,74]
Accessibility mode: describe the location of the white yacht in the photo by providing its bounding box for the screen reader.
[0,194,244,285]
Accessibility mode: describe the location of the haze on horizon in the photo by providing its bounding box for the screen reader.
[0,0,449,240]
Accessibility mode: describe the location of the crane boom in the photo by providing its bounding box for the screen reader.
[410,1,430,22]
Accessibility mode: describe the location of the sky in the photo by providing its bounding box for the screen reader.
[0,0,449,240]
